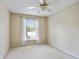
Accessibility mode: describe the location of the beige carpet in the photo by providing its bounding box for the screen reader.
[5,45,76,59]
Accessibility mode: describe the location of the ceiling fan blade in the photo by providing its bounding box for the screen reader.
[26,6,40,10]
[26,7,37,9]
[47,8,52,12]
[48,0,59,5]
[37,9,41,13]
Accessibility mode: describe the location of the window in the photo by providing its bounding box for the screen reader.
[23,18,39,42]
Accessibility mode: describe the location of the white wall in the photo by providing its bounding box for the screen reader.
[0,2,10,59]
[48,2,79,57]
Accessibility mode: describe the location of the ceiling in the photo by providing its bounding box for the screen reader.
[1,0,79,17]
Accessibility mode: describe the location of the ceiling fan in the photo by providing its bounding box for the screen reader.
[26,0,53,13]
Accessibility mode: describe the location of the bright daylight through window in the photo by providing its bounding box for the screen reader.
[23,18,39,42]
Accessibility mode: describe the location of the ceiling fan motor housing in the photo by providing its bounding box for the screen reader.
[40,1,48,6]
[40,0,48,11]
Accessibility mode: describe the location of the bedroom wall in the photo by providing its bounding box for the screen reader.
[10,13,47,48]
[48,2,79,57]
[0,1,10,59]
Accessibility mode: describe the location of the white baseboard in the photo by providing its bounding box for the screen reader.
[54,47,79,59]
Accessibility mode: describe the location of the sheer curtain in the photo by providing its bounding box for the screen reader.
[21,17,40,45]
